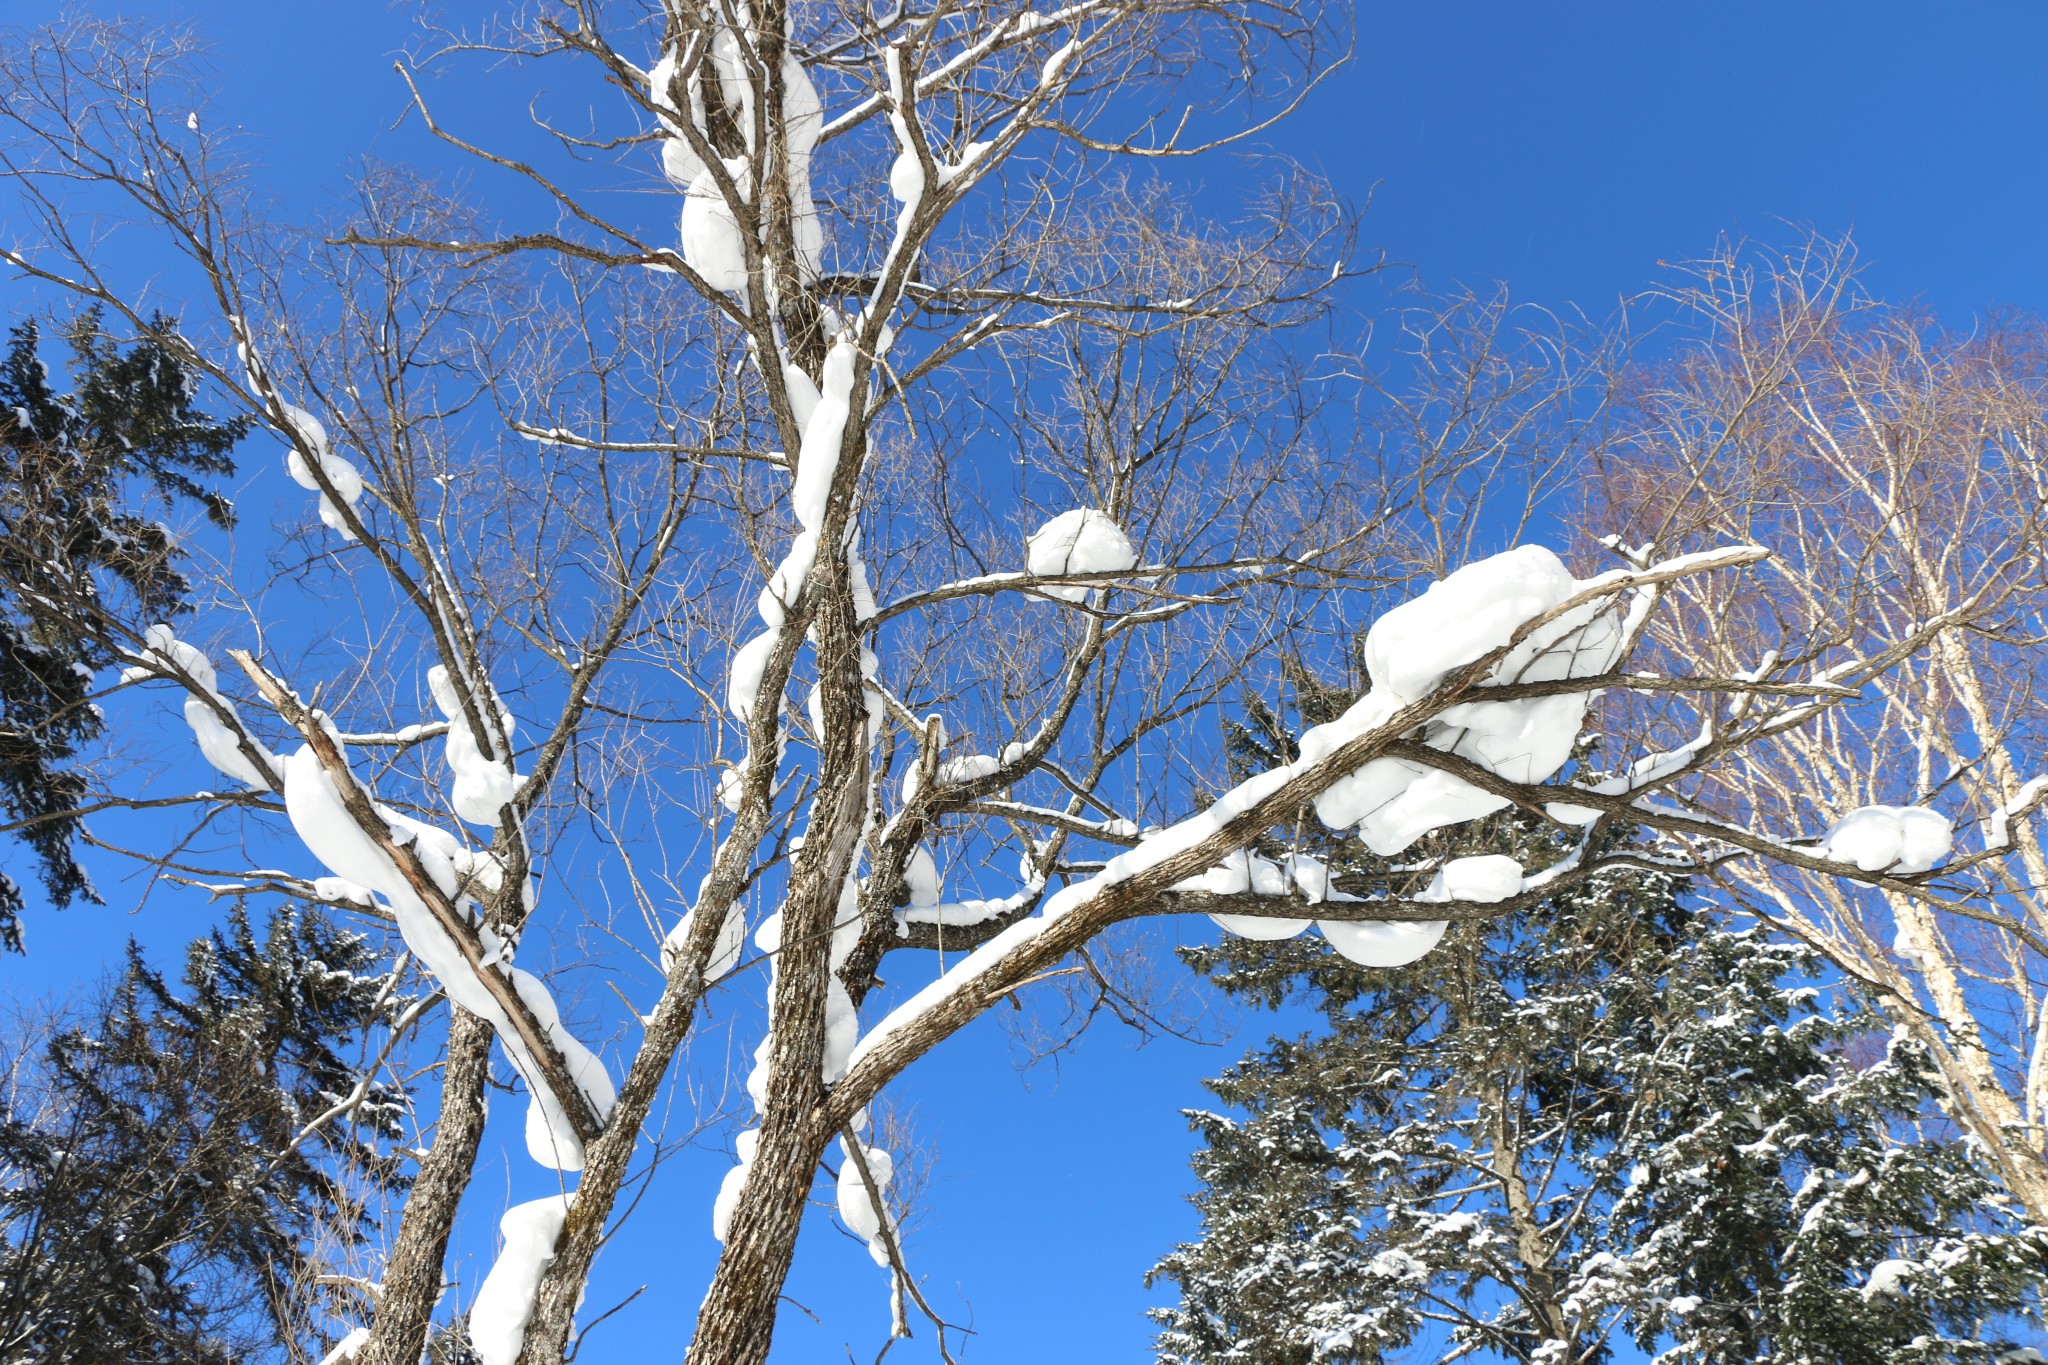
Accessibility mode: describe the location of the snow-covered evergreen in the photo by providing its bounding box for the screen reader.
[1151,688,2046,1363]
[0,904,410,1363]
[0,311,244,951]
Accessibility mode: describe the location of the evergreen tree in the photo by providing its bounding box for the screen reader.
[1150,672,2048,1364]
[0,905,411,1363]
[0,311,245,951]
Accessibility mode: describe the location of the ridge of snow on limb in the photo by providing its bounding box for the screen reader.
[121,624,279,788]
[848,544,1726,1077]
[469,1194,573,1365]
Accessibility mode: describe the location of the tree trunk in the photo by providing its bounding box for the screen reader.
[361,1007,493,1365]
[687,578,870,1365]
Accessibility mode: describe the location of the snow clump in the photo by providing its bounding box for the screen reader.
[1026,508,1137,602]
[1312,546,1626,856]
[468,1194,572,1365]
[1859,1257,1916,1300]
[1180,849,1312,940]
[316,1328,370,1365]
[679,162,752,292]
[836,1135,896,1266]
[427,664,521,825]
[651,29,825,288]
[1420,854,1523,904]
[1316,854,1519,969]
[661,895,747,982]
[937,753,1000,784]
[1320,916,1448,969]
[1819,805,1952,874]
[279,404,366,541]
[713,1128,759,1243]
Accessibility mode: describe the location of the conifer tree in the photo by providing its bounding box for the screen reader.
[0,310,244,951]
[0,905,411,1363]
[1150,674,2048,1364]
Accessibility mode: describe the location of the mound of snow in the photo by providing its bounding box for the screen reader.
[129,625,277,788]
[836,1137,895,1266]
[1419,855,1523,904]
[680,162,751,292]
[1181,850,1313,939]
[1859,1257,1916,1300]
[937,753,1000,784]
[1820,805,1951,874]
[1320,917,1448,969]
[1027,508,1137,602]
[713,1129,759,1243]
[1363,545,1576,703]
[428,665,521,826]
[280,404,366,540]
[468,1194,572,1365]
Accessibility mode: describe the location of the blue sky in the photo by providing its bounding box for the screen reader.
[7,2,2048,1361]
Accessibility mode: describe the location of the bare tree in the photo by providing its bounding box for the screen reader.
[0,13,2025,1365]
[1588,235,2048,1221]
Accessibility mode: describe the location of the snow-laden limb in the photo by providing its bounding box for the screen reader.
[839,544,1778,1105]
[1318,856,1520,968]
[728,338,863,729]
[120,625,280,789]
[896,892,1028,930]
[281,739,612,1170]
[892,870,1047,939]
[1164,843,1479,966]
[333,720,450,747]
[232,652,614,1170]
[469,1194,573,1365]
[959,799,1140,844]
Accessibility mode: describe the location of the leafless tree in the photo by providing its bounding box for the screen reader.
[1588,235,2048,1221]
[1,12,2025,1365]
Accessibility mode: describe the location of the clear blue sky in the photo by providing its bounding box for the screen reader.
[7,3,2047,1361]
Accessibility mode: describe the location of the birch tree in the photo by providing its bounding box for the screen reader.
[1589,237,2048,1226]
[1,14,2032,1365]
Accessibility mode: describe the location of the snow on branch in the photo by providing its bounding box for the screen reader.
[119,624,281,790]
[228,651,614,1170]
[827,541,1915,1115]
